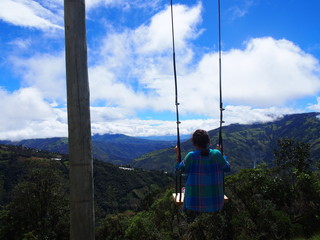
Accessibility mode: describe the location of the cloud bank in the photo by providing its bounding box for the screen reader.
[0,1,319,140]
[0,0,63,30]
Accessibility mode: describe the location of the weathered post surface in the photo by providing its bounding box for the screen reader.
[64,0,95,239]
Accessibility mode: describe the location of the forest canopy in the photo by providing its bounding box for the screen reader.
[0,138,320,240]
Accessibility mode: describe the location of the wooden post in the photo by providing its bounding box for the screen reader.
[64,0,95,239]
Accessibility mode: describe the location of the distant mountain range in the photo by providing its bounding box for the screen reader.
[1,112,319,171]
[0,134,176,165]
[137,135,190,142]
[132,112,320,172]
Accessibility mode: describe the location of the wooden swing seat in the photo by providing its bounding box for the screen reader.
[172,193,185,206]
[173,193,229,205]
[224,194,229,202]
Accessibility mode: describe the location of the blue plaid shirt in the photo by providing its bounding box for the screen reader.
[175,149,230,212]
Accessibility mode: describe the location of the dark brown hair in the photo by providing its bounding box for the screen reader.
[192,129,210,156]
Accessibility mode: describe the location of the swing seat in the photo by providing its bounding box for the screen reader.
[173,193,228,205]
[172,192,185,206]
[224,194,229,202]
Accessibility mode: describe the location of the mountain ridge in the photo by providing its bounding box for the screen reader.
[132,112,320,172]
[0,144,174,217]
[1,112,319,170]
[0,134,174,165]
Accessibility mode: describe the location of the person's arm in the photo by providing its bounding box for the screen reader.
[174,146,192,173]
[215,146,231,172]
[223,155,231,172]
[175,161,185,172]
[174,146,184,172]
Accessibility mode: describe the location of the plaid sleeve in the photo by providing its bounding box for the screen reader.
[175,152,193,173]
[223,155,231,172]
[175,161,184,172]
[212,149,231,172]
[182,152,193,172]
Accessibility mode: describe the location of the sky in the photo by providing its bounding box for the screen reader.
[0,0,320,140]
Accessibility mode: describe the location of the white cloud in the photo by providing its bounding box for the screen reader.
[89,105,298,137]
[86,0,163,11]
[95,3,202,69]
[1,2,320,140]
[308,97,320,112]
[11,53,66,104]
[90,118,213,137]
[0,0,63,30]
[89,3,203,113]
[135,3,202,53]
[8,38,32,50]
[89,66,149,110]
[4,2,319,112]
[223,105,296,125]
[0,87,67,140]
[227,0,256,21]
[92,4,320,116]
[90,106,134,122]
[222,38,320,106]
[180,37,320,114]
[0,85,298,140]
[0,120,67,141]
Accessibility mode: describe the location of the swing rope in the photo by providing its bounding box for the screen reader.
[218,0,225,155]
[170,0,183,203]
[217,0,227,199]
[171,0,226,205]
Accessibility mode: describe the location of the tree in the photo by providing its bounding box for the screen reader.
[96,212,133,240]
[0,160,69,240]
[273,138,320,237]
[88,138,320,239]
[274,138,312,175]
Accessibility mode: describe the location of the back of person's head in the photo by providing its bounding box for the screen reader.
[192,129,210,156]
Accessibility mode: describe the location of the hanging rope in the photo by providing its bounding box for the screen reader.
[218,0,225,155]
[217,0,228,200]
[170,0,183,203]
[171,0,226,204]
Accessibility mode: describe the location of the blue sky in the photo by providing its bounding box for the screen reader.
[0,0,320,140]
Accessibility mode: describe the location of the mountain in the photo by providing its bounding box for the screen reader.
[0,144,174,217]
[131,112,320,172]
[2,135,319,239]
[1,112,319,171]
[0,134,174,165]
[91,134,174,164]
[137,134,190,142]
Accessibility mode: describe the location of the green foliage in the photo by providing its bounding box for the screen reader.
[96,211,134,240]
[134,189,189,239]
[2,122,320,240]
[96,188,187,240]
[93,160,174,217]
[132,142,192,171]
[226,168,295,239]
[0,160,69,240]
[274,138,312,174]
[125,211,159,240]
[224,138,320,239]
[97,138,320,240]
[0,144,174,239]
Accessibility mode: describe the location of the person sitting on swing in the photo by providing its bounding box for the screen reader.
[175,129,230,213]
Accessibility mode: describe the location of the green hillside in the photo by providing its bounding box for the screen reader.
[1,128,320,239]
[96,137,320,240]
[0,144,174,218]
[132,112,320,172]
[0,134,173,165]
